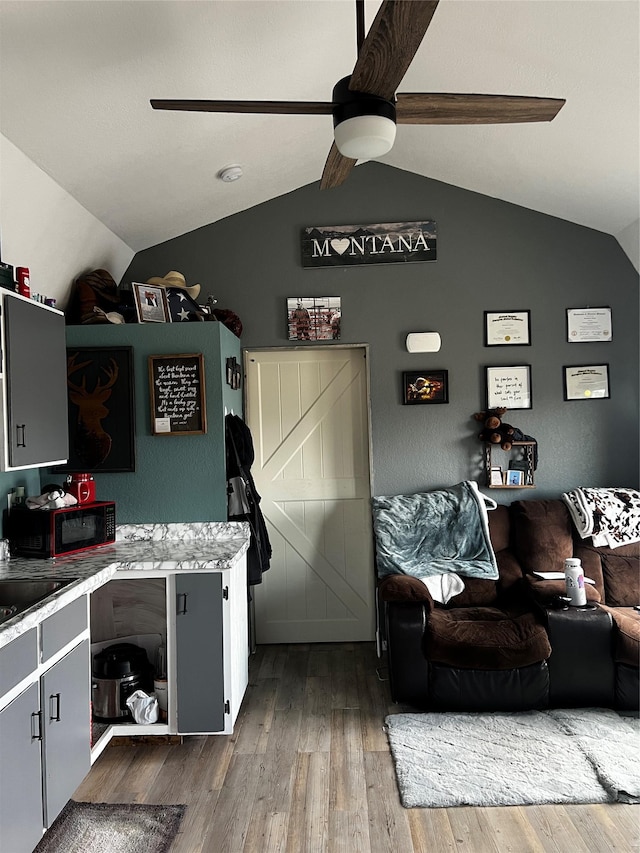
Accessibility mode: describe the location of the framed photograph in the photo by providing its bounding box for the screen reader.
[57,346,136,472]
[133,282,170,323]
[287,296,341,341]
[563,364,610,401]
[490,467,504,486]
[484,310,531,346]
[486,365,532,410]
[149,353,207,435]
[403,370,449,405]
[566,307,612,342]
[506,469,524,487]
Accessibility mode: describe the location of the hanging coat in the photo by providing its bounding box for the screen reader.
[225,413,272,585]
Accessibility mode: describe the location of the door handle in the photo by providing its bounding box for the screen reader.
[49,693,61,722]
[16,424,26,447]
[31,710,42,741]
[177,592,188,615]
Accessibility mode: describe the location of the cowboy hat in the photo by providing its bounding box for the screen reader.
[146,271,201,300]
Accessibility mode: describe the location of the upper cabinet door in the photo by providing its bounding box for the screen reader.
[3,295,69,469]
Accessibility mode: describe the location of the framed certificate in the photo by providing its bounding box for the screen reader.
[566,307,612,342]
[484,310,531,346]
[486,365,532,410]
[563,364,610,401]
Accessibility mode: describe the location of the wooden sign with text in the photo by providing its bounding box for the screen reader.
[301,221,437,268]
[149,353,207,435]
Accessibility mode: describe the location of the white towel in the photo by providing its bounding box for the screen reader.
[419,573,465,604]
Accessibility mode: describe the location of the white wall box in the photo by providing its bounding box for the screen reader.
[0,290,69,470]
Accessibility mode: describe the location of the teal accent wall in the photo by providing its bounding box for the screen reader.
[62,321,241,523]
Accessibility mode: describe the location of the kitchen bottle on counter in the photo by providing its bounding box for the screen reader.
[564,557,587,606]
[65,473,96,504]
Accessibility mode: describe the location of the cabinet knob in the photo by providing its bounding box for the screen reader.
[16,424,26,447]
[177,592,189,615]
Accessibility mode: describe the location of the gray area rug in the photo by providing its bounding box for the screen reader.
[33,801,186,853]
[385,707,640,809]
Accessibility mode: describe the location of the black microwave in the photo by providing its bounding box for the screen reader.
[8,501,116,558]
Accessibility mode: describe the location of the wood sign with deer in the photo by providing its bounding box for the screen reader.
[59,347,136,473]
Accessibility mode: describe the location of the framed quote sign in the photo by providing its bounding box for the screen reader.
[486,365,532,410]
[148,353,207,435]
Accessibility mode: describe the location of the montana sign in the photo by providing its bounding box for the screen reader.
[301,221,437,268]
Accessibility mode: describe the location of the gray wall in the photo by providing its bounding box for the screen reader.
[122,163,639,502]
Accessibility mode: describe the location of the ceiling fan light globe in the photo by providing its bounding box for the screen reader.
[334,114,396,160]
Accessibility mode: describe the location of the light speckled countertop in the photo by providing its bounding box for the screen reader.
[0,521,250,649]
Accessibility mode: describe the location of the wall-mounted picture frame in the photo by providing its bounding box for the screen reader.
[148,353,207,435]
[484,310,531,346]
[403,370,449,405]
[563,364,610,401]
[57,346,136,472]
[133,282,171,323]
[566,307,612,342]
[287,296,341,341]
[486,365,532,410]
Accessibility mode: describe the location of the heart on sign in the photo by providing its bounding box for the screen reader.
[330,238,350,255]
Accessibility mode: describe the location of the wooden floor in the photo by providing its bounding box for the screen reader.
[74,643,639,852]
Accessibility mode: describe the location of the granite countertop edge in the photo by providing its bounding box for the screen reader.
[0,522,251,650]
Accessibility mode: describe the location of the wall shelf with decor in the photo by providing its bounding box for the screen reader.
[483,441,536,489]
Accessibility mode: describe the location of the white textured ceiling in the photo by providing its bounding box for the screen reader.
[1,0,638,252]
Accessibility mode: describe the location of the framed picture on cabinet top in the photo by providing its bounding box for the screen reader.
[133,282,170,323]
[486,365,531,410]
[484,310,531,346]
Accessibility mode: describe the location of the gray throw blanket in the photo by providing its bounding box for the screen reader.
[372,480,498,580]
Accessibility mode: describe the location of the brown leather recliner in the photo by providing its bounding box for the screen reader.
[379,505,552,711]
[378,498,638,711]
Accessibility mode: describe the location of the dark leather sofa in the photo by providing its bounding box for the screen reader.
[378,498,639,712]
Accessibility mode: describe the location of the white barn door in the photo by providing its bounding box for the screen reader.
[245,347,375,643]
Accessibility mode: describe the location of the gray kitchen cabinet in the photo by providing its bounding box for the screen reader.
[0,599,90,851]
[41,640,91,827]
[0,682,44,853]
[175,573,225,733]
[0,291,69,470]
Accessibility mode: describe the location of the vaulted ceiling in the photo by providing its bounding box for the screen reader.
[1,0,638,252]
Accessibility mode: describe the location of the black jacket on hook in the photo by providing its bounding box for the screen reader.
[225,413,272,585]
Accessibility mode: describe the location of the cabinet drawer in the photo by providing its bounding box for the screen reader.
[0,628,38,697]
[41,597,87,661]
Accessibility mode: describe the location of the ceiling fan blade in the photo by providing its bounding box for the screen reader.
[150,99,334,115]
[320,143,357,190]
[395,93,566,124]
[350,0,439,100]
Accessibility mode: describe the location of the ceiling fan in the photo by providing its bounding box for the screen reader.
[150,0,565,190]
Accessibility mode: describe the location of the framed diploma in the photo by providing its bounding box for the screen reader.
[566,307,612,342]
[486,365,532,410]
[563,364,610,401]
[484,310,531,346]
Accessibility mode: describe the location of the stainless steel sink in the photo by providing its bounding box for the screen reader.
[0,579,74,624]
